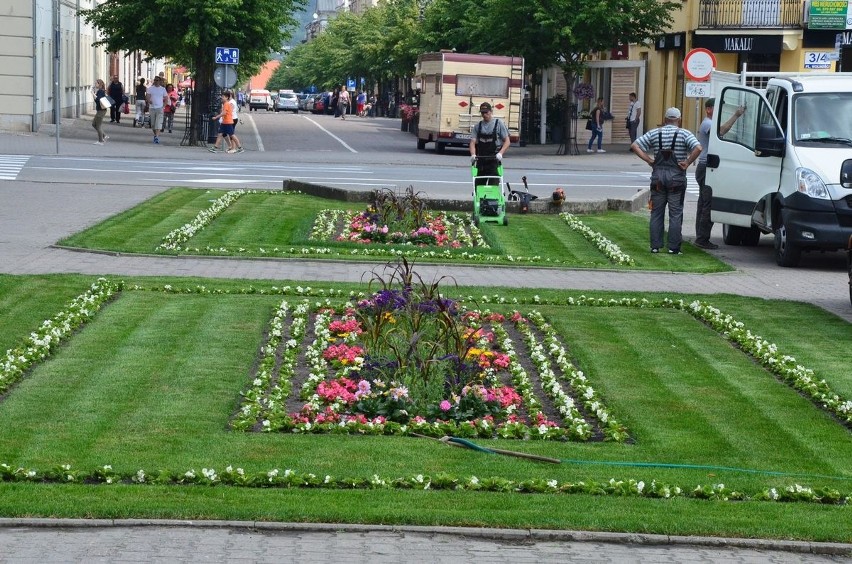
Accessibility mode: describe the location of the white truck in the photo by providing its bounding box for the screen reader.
[415,52,524,153]
[707,70,852,267]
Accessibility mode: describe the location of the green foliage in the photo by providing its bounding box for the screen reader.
[80,0,306,142]
[279,0,680,109]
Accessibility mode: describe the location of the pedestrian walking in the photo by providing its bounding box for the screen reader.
[145,76,168,144]
[631,107,702,255]
[338,87,350,119]
[208,91,237,154]
[107,75,124,124]
[163,83,179,133]
[586,98,606,153]
[626,92,642,144]
[134,78,147,128]
[356,90,366,117]
[694,98,746,249]
[91,79,108,145]
[228,92,244,152]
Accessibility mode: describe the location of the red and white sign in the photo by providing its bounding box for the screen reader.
[683,48,717,81]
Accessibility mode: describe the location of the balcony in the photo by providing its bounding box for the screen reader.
[698,0,803,29]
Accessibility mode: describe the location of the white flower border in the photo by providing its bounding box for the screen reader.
[560,212,634,265]
[0,463,847,505]
[0,278,120,395]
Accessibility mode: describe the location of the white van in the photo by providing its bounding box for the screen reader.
[248,89,273,112]
[707,73,852,267]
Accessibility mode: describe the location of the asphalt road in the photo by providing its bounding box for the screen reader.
[17,110,657,201]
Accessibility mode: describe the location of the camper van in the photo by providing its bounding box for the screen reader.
[415,52,524,153]
[707,71,852,267]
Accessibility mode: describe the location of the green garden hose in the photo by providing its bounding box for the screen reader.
[445,437,852,481]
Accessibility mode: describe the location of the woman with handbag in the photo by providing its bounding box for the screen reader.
[92,79,108,145]
[586,97,606,153]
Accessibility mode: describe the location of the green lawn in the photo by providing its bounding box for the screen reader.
[0,274,849,541]
[56,188,731,272]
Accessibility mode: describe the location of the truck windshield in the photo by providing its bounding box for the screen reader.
[793,93,852,146]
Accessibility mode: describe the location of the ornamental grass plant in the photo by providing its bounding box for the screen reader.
[0,273,850,541]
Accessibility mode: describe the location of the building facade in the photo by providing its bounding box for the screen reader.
[0,0,166,133]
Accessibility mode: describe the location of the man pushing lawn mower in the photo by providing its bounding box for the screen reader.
[469,102,511,226]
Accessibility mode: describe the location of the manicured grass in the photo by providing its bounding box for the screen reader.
[57,188,731,272]
[0,275,849,541]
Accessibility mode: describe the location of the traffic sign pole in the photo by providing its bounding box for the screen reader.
[683,48,717,129]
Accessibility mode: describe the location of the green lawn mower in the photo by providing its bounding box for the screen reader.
[471,155,508,226]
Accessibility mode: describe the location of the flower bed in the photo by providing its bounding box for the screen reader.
[311,209,485,249]
[309,186,488,250]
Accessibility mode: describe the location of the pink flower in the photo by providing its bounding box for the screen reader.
[440,400,452,411]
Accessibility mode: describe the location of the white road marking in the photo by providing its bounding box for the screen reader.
[0,155,30,180]
[300,115,358,153]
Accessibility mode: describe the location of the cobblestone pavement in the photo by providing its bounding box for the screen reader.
[0,521,850,563]
[0,125,850,562]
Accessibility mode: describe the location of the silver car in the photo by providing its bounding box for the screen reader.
[275,91,299,113]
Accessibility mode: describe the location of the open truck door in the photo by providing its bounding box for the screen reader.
[707,86,785,246]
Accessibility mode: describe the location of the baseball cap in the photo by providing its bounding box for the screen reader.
[664,107,681,119]
[704,98,716,108]
[479,102,492,113]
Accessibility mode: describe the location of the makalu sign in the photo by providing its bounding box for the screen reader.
[808,0,852,30]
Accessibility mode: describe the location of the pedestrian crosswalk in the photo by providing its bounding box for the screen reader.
[686,175,700,195]
[0,155,29,180]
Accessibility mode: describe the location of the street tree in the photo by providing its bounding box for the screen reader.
[418,0,678,153]
[484,0,680,154]
[81,0,304,144]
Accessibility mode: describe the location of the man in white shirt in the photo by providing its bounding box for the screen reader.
[145,76,168,144]
[627,92,642,144]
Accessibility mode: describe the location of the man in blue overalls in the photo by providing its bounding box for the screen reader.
[469,102,510,186]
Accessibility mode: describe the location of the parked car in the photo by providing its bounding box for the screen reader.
[310,93,325,114]
[275,90,299,113]
[297,93,311,111]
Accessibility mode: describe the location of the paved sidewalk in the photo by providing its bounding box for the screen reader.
[1,520,850,563]
[0,124,850,562]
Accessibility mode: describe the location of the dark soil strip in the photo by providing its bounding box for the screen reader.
[499,322,568,429]
[522,320,607,441]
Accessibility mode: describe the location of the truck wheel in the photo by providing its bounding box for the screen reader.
[417,138,426,150]
[774,221,801,267]
[502,216,508,226]
[436,143,445,154]
[722,224,744,246]
[741,227,762,247]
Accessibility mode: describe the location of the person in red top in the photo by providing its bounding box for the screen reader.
[163,83,179,133]
[210,91,236,153]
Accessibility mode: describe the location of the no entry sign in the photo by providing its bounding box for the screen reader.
[683,48,716,81]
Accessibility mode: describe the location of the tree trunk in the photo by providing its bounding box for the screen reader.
[186,58,214,146]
